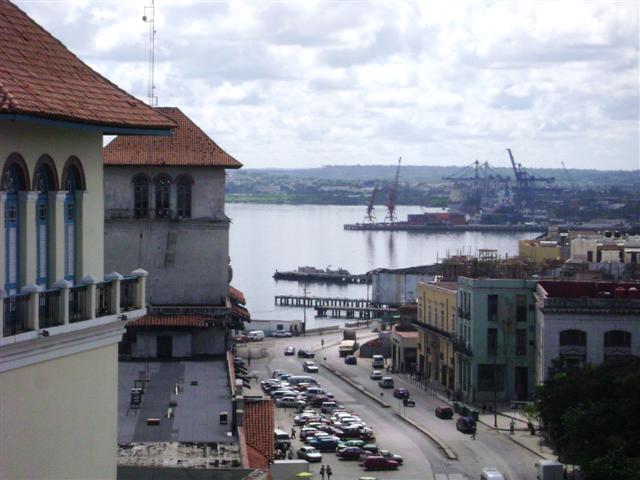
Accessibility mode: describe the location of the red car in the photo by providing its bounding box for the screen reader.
[360,455,400,470]
[234,335,250,343]
[435,406,454,419]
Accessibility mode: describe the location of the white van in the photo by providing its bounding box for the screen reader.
[481,468,506,480]
[274,429,291,449]
[248,330,265,341]
[288,375,319,386]
[372,355,385,368]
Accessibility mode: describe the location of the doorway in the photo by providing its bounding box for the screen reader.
[157,336,173,359]
[515,366,528,400]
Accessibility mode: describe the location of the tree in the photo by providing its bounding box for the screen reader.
[536,357,640,479]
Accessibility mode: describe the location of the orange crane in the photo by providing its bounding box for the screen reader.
[363,185,378,223]
[384,156,402,223]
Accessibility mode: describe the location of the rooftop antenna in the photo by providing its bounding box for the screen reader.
[143,1,157,106]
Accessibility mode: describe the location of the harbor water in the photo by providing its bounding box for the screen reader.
[227,203,538,330]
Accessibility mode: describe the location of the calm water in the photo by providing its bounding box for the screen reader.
[227,204,537,328]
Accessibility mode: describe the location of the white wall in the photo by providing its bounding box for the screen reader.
[0,343,118,480]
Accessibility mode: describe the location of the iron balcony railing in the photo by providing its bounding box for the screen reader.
[3,293,30,337]
[120,276,137,312]
[96,281,113,317]
[39,289,63,328]
[69,285,89,323]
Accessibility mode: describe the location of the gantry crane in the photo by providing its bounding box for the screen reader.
[363,185,378,223]
[506,148,554,209]
[384,157,402,223]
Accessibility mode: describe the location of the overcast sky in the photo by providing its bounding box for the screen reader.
[17,0,640,170]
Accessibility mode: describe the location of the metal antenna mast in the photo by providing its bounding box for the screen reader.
[143,1,157,106]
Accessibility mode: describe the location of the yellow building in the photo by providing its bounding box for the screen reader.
[518,239,564,263]
[1,3,174,479]
[416,281,457,392]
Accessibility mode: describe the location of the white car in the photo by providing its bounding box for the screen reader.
[370,370,383,380]
[272,331,292,337]
[297,446,323,462]
[276,396,304,408]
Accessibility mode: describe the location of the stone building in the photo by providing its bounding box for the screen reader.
[103,107,248,358]
[0,2,172,478]
[534,280,640,383]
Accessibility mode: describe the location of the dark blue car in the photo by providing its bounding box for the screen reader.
[456,416,477,434]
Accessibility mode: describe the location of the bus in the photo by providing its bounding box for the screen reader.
[338,340,359,357]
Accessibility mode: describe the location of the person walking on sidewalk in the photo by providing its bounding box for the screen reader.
[291,427,296,439]
[319,464,325,480]
[326,465,332,479]
[471,428,476,440]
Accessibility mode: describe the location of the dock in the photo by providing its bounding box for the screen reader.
[343,222,546,232]
[274,295,398,319]
[314,306,398,319]
[273,270,371,284]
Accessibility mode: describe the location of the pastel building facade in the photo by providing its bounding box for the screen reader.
[0,2,174,478]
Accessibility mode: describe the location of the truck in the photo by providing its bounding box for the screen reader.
[343,330,357,341]
[338,340,359,357]
[535,460,563,480]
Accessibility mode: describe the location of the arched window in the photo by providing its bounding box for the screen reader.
[33,158,57,287]
[559,329,587,347]
[604,330,631,348]
[155,175,171,218]
[132,174,150,218]
[176,175,193,218]
[62,163,82,283]
[2,155,29,296]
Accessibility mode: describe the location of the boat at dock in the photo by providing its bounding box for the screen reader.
[273,266,371,284]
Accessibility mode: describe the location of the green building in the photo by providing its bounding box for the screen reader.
[455,278,538,404]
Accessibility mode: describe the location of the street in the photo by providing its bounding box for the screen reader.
[245,330,540,479]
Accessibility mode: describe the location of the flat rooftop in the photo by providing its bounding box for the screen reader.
[118,360,235,444]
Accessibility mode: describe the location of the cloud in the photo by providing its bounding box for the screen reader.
[14,0,640,170]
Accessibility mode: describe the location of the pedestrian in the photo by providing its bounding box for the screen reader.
[291,427,296,439]
[287,449,293,460]
[319,464,325,480]
[321,339,324,348]
[326,465,332,479]
[510,419,515,435]
[471,428,476,440]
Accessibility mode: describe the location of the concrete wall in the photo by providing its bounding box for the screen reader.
[105,220,230,305]
[372,272,435,305]
[0,343,118,480]
[1,121,105,288]
[536,310,640,383]
[104,165,226,219]
[131,328,227,358]
[519,239,562,262]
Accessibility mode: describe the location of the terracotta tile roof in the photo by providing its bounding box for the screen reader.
[244,399,275,468]
[231,304,251,320]
[229,285,246,305]
[127,314,208,328]
[103,107,243,168]
[0,1,175,131]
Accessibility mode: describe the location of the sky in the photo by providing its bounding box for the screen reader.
[16,0,640,171]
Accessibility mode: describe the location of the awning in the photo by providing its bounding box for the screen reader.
[229,285,246,305]
[231,304,251,321]
[127,314,208,328]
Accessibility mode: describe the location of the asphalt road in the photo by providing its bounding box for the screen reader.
[245,331,539,480]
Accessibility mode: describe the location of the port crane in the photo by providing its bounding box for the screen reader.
[561,161,578,190]
[443,160,510,211]
[363,185,378,223]
[506,148,554,208]
[384,157,402,223]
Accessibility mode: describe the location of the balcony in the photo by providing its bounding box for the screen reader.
[452,335,473,357]
[1,269,148,343]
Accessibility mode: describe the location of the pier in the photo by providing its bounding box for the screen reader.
[273,270,371,284]
[275,294,398,319]
[343,222,546,232]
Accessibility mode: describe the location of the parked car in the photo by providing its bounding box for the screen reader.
[298,349,315,358]
[233,335,249,343]
[403,398,415,407]
[456,416,477,434]
[337,446,367,460]
[274,429,291,449]
[378,377,394,388]
[272,330,292,337]
[247,330,265,341]
[284,346,295,356]
[303,361,319,373]
[481,467,506,480]
[360,455,400,470]
[393,388,409,399]
[299,427,319,441]
[276,396,305,408]
[377,450,403,464]
[321,401,339,413]
[310,395,331,407]
[308,435,340,452]
[337,439,365,450]
[297,446,322,462]
[370,370,383,380]
[345,355,357,365]
[271,369,286,378]
[435,406,453,419]
[362,443,379,454]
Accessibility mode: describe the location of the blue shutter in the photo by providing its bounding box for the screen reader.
[64,195,76,283]
[36,195,49,286]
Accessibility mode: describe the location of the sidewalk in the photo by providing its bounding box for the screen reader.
[399,373,558,461]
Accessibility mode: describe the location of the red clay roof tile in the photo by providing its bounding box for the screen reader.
[244,400,275,468]
[0,0,175,131]
[229,285,247,305]
[127,314,208,328]
[103,107,242,168]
